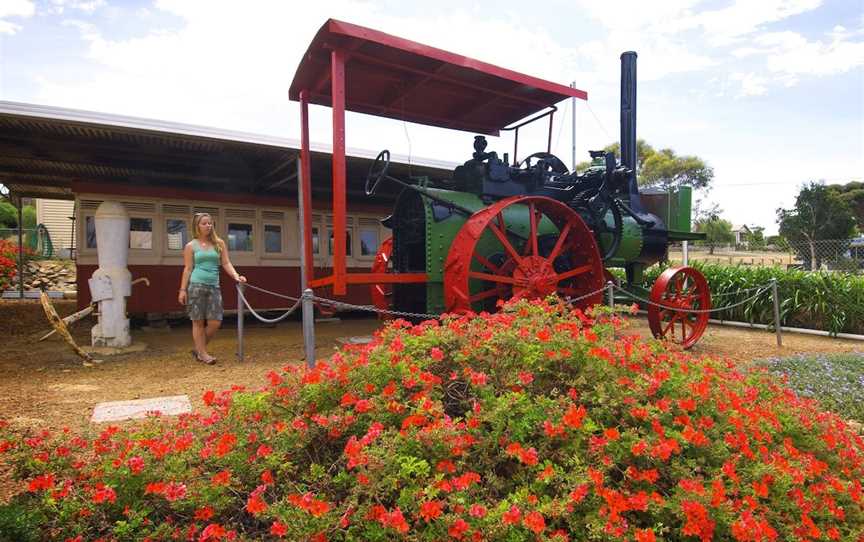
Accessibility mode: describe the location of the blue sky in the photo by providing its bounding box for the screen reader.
[1,0,862,234]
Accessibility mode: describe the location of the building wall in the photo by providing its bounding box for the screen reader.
[35,198,74,252]
[74,191,391,313]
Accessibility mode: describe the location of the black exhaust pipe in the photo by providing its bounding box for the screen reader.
[619,51,640,203]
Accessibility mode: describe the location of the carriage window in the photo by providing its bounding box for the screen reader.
[227,223,254,252]
[360,227,379,256]
[166,218,188,250]
[85,216,97,248]
[312,227,319,254]
[328,229,352,256]
[129,217,153,249]
[264,224,282,253]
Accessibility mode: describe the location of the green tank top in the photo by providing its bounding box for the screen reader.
[189,240,221,286]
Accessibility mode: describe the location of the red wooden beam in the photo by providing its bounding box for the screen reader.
[331,48,347,295]
[309,275,335,288]
[345,273,428,284]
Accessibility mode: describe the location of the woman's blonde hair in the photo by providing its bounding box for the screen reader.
[192,213,225,254]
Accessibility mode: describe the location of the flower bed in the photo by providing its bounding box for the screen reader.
[0,239,19,290]
[760,353,864,424]
[1,299,862,541]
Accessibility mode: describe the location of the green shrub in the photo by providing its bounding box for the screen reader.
[638,262,864,335]
[1,299,862,541]
[0,201,17,228]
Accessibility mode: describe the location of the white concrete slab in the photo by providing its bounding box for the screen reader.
[91,395,191,423]
[336,336,373,345]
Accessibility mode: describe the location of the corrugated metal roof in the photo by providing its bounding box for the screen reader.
[0,101,457,200]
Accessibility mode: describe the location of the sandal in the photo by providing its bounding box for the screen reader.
[192,350,216,365]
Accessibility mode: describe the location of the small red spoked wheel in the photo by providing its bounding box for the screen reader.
[369,237,394,320]
[647,266,711,349]
[444,195,605,313]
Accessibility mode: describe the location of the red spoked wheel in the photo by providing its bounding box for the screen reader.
[647,266,711,349]
[369,237,394,320]
[444,195,605,313]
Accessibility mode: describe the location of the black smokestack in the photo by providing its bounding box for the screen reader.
[620,51,637,191]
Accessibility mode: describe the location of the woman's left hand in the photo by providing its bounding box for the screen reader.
[236,275,247,283]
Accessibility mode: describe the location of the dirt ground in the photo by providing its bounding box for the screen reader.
[1,299,860,433]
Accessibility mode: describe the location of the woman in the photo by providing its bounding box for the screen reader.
[178,213,246,364]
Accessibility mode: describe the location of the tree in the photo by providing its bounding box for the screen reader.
[777,182,857,270]
[694,216,734,254]
[745,226,766,250]
[0,202,17,228]
[576,139,714,191]
[827,181,864,231]
[766,235,790,251]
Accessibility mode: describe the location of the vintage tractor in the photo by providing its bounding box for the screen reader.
[367,53,710,347]
[290,19,711,348]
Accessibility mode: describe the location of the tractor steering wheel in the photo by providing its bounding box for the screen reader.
[519,152,569,176]
[365,150,391,196]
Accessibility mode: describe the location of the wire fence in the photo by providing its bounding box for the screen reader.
[669,237,864,274]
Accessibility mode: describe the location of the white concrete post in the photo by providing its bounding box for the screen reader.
[89,201,132,348]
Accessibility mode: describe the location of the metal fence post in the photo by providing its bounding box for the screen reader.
[771,278,782,347]
[606,280,614,308]
[682,241,689,266]
[237,282,245,361]
[17,196,24,299]
[302,288,316,368]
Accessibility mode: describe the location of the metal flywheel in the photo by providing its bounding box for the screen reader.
[443,195,605,313]
[647,266,711,349]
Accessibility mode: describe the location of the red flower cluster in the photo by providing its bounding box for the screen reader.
[2,298,863,541]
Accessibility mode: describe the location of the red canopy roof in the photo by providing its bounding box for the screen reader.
[289,19,587,136]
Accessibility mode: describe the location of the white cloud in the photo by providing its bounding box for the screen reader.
[682,0,823,46]
[46,0,107,15]
[758,30,864,76]
[730,72,769,97]
[0,0,34,35]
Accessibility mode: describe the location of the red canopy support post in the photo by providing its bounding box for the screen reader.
[299,90,314,290]
[331,48,347,295]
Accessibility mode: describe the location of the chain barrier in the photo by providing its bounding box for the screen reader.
[311,295,441,321]
[235,278,782,364]
[237,287,302,324]
[707,284,770,297]
[243,282,301,302]
[612,283,773,314]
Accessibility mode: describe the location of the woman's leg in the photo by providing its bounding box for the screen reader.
[192,320,208,357]
[205,319,221,344]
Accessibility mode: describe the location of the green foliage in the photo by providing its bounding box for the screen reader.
[745,227,766,250]
[759,353,864,423]
[22,205,36,229]
[765,235,789,251]
[694,217,734,253]
[827,180,864,230]
[0,201,17,228]
[1,300,863,541]
[576,139,714,190]
[641,261,864,335]
[777,182,857,244]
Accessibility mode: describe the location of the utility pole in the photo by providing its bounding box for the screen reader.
[570,82,577,172]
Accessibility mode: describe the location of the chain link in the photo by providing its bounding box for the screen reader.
[239,279,777,321]
[310,295,442,320]
[563,285,609,305]
[708,284,771,297]
[243,282,301,302]
[237,287,302,324]
[613,283,773,314]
